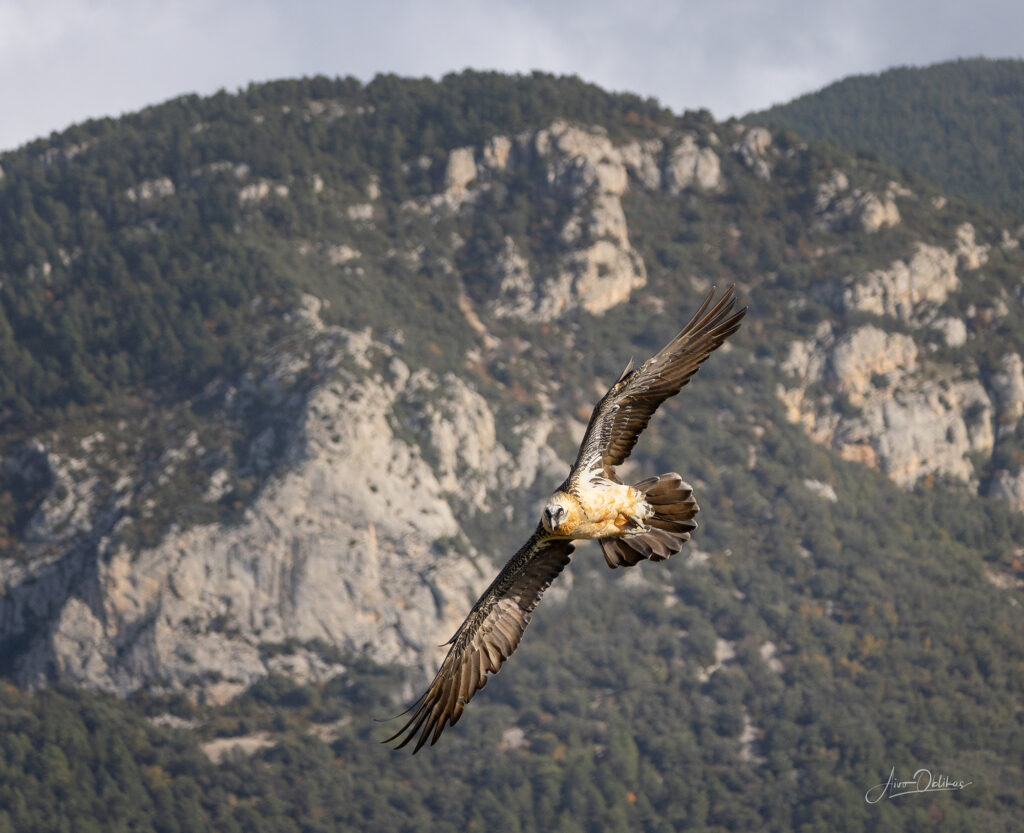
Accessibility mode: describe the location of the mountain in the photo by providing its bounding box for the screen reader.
[748,57,1024,218]
[0,72,1022,831]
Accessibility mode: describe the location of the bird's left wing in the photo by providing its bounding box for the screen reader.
[384,527,574,753]
[571,285,745,482]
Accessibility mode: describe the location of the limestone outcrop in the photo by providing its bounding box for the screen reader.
[780,324,994,488]
[732,127,773,180]
[426,122,727,322]
[125,176,176,202]
[444,147,478,193]
[830,243,960,324]
[664,134,721,193]
[2,300,564,702]
[488,121,653,320]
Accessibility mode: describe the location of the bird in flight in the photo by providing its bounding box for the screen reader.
[385,286,746,752]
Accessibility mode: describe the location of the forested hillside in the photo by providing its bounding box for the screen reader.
[749,58,1024,218]
[0,71,1022,832]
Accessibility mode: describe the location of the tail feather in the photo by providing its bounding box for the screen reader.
[600,473,698,569]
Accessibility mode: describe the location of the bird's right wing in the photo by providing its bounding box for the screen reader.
[384,526,574,753]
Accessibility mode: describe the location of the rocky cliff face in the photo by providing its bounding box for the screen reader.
[1,298,566,702]
[780,322,994,487]
[778,220,1024,505]
[423,120,734,321]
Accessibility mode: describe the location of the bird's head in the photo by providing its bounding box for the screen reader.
[542,492,579,535]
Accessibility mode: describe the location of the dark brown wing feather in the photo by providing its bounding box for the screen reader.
[572,285,746,481]
[384,527,574,753]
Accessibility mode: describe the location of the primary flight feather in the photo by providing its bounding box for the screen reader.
[385,285,746,752]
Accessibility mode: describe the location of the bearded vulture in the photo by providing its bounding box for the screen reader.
[385,286,746,751]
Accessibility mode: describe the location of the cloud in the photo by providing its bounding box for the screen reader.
[1,0,1023,150]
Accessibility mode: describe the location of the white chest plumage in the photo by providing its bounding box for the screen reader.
[549,476,651,539]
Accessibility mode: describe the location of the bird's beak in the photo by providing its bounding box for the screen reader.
[543,505,565,532]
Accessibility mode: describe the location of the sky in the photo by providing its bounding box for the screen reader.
[1,0,1023,152]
